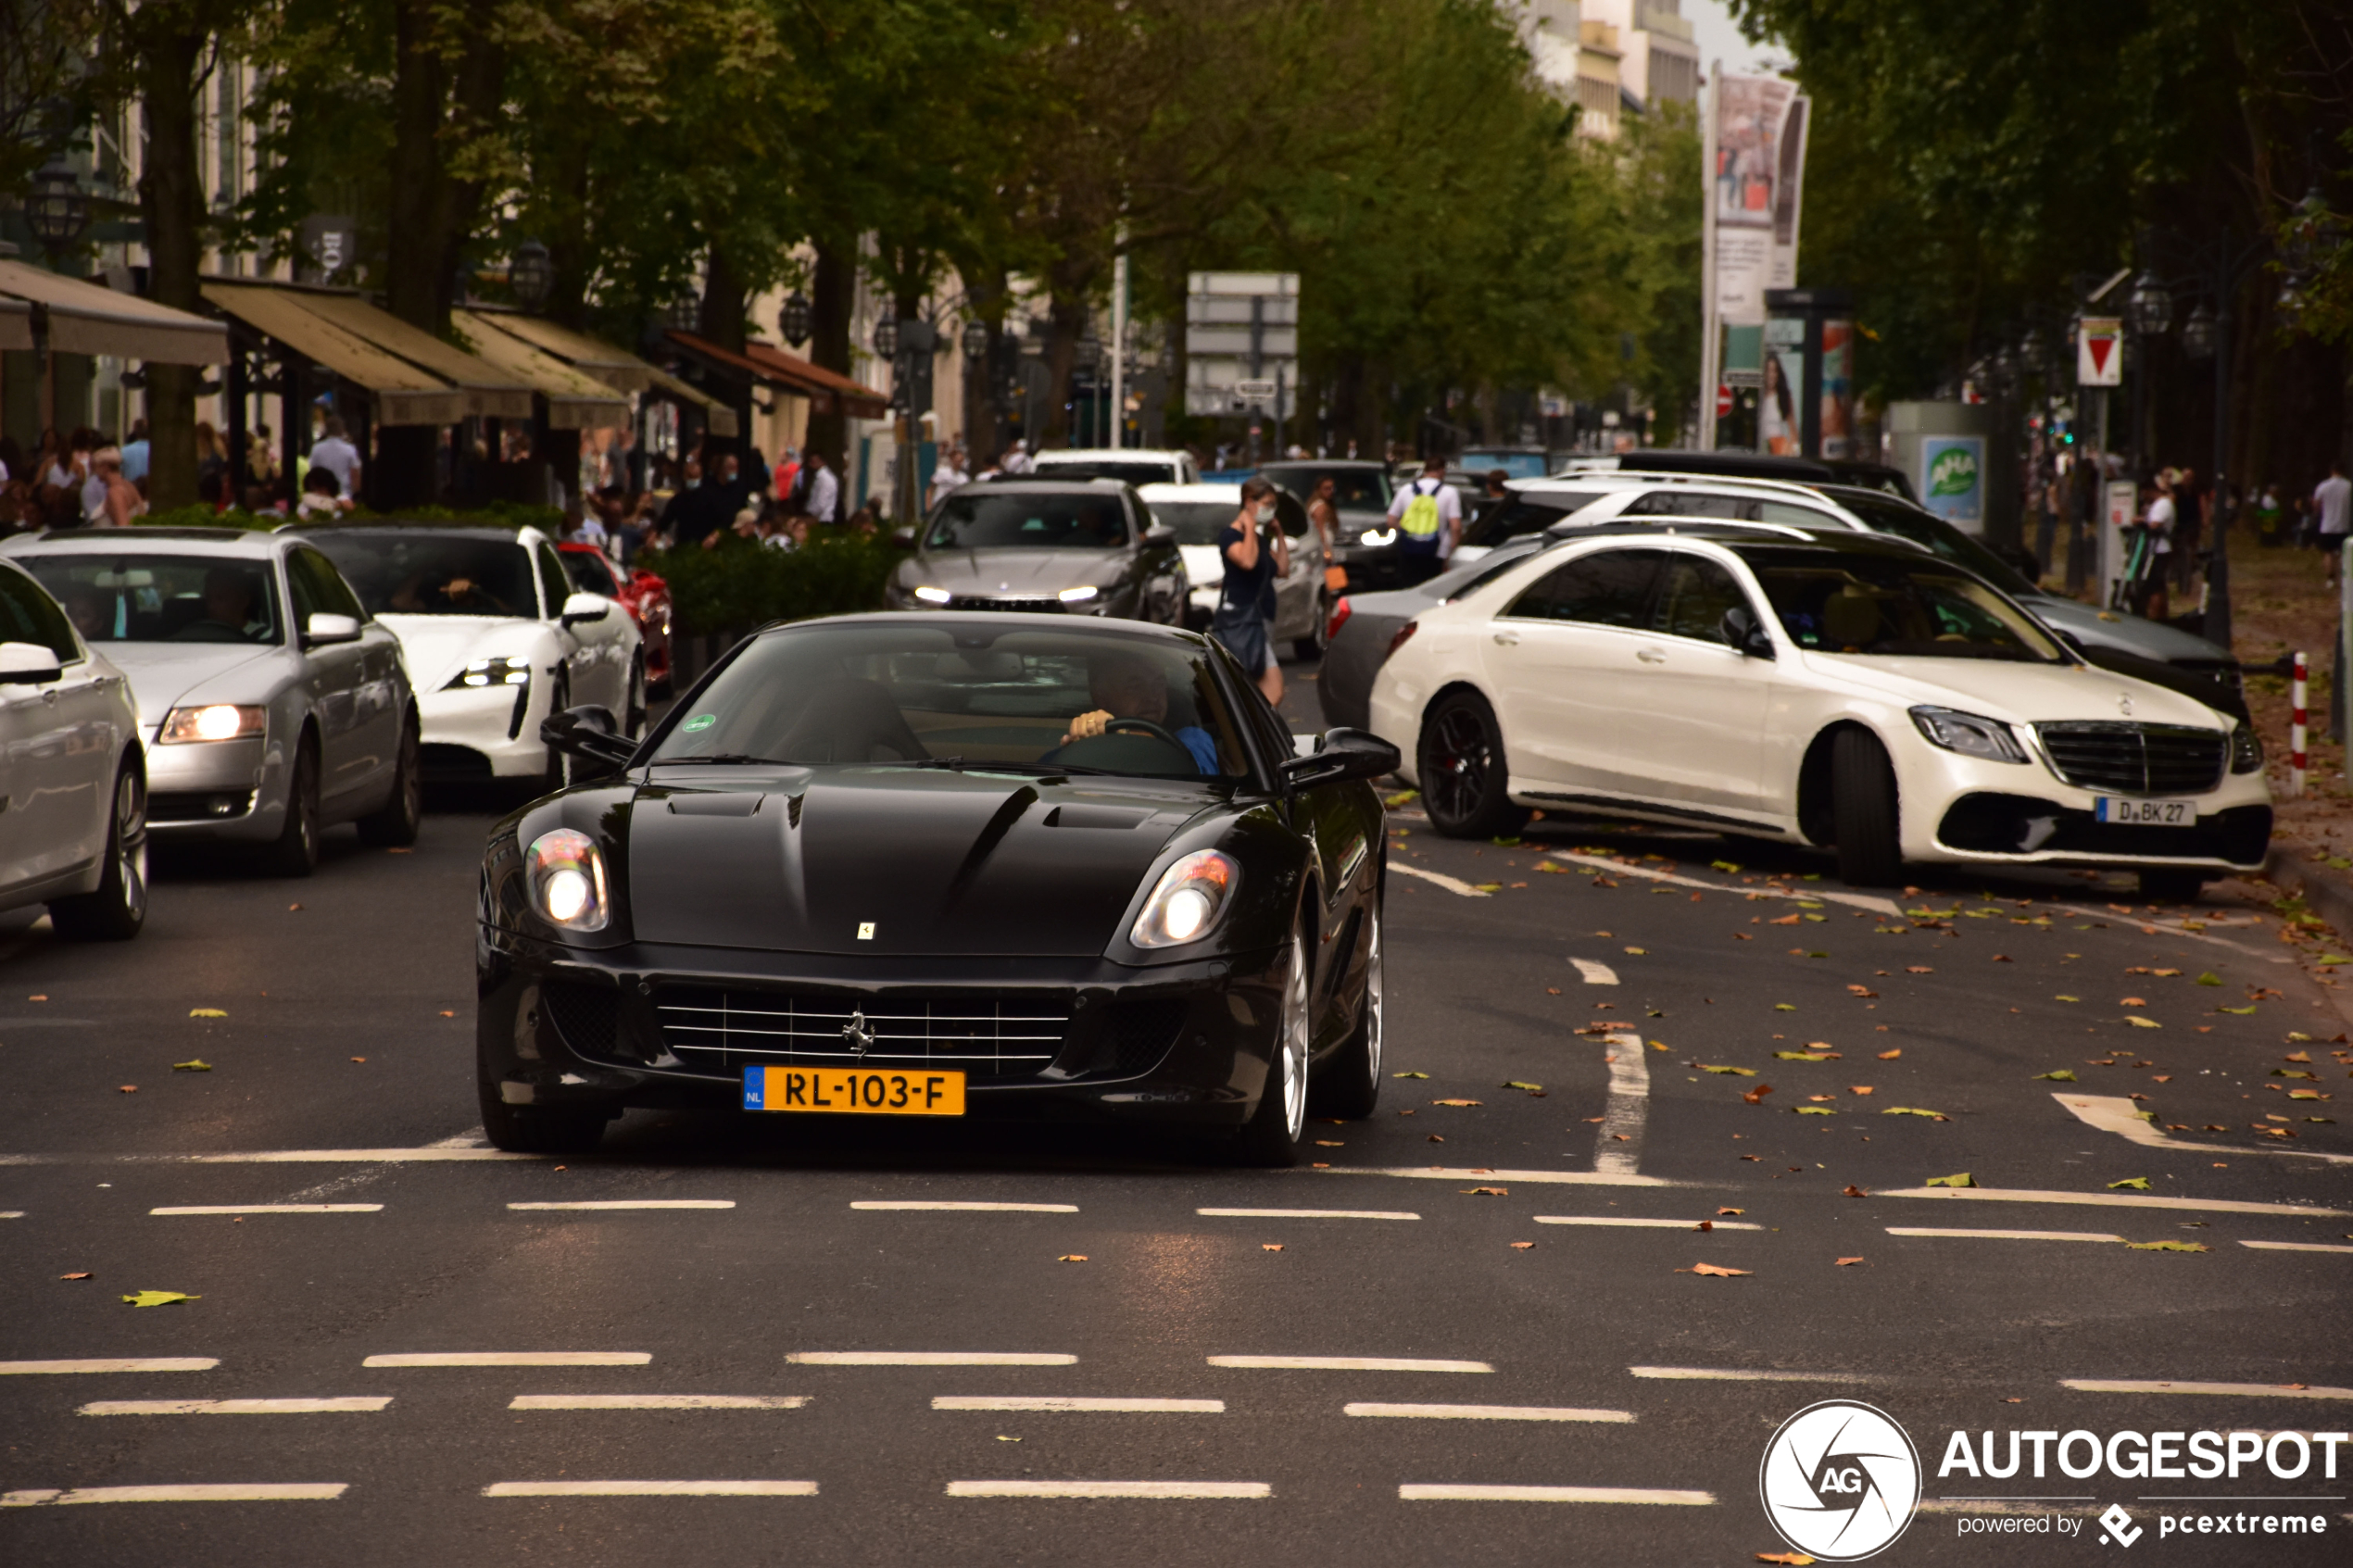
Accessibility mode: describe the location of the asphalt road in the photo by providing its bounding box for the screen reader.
[1,659,2348,1566]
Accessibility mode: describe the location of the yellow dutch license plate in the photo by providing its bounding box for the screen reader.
[742,1064,966,1116]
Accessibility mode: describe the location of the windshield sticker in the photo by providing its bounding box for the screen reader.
[682,713,716,733]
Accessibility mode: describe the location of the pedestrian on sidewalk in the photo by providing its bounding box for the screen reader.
[2316,462,2351,583]
[1385,455,1463,584]
[802,450,840,523]
[2129,471,2175,621]
[2173,466,2202,592]
[1210,476,1290,707]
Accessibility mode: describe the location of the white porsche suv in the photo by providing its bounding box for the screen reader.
[1369,523,2270,899]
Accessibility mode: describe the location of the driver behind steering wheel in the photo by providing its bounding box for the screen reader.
[1059,652,1221,775]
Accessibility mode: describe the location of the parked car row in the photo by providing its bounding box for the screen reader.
[0,519,649,940]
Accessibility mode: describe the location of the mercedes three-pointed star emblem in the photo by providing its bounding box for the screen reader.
[2118,693,2134,717]
[842,1009,875,1058]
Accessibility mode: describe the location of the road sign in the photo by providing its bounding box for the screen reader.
[1184,272,1299,416]
[2077,317,2121,387]
[1234,379,1277,403]
[1717,383,1733,419]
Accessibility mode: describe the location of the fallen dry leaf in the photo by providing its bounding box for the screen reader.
[2121,996,2147,1007]
[1462,1186,1509,1197]
[1849,1085,1874,1096]
[117,1085,137,1094]
[1905,966,1932,974]
[170,1060,210,1072]
[1695,1220,1714,1232]
[1846,985,1878,997]
[1835,1257,1866,1267]
[1743,1085,1775,1104]
[1427,1135,1444,1143]
[121,1290,196,1308]
[1392,1071,1429,1079]
[1877,1048,1901,1060]
[349,1057,367,1064]
[1756,1554,1816,1566]
[188,1008,226,1019]
[1680,1262,1752,1277]
[1509,1241,1534,1250]
[1057,1255,1088,1262]
[1718,1207,1745,1216]
[439,1010,456,1019]
[1314,1140,1344,1147]
[58,1272,91,1281]
[1842,1185,1869,1198]
[1431,1098,1483,1107]
[1261,1244,1284,1252]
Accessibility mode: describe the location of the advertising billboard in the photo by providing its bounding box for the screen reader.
[1920,435,1986,526]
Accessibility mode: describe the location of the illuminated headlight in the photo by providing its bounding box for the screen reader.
[158,704,266,744]
[1130,849,1239,948]
[648,601,673,635]
[1909,705,2026,763]
[447,657,532,690]
[2231,721,2263,774]
[1058,584,1100,603]
[912,585,953,605]
[526,828,610,932]
[1359,527,1396,546]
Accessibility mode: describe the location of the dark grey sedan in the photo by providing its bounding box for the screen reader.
[886,479,1187,623]
[1315,537,1552,731]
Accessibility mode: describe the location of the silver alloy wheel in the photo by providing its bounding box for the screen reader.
[114,770,147,924]
[1277,933,1310,1141]
[1360,905,1382,1088]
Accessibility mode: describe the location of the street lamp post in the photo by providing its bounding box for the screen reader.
[779,291,812,349]
[509,240,553,312]
[23,158,88,433]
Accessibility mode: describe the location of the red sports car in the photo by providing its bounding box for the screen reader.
[558,542,673,698]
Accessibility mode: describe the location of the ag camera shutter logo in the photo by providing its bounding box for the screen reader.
[1759,1399,1923,1561]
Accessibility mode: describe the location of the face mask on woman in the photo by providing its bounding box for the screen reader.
[1254,502,1276,525]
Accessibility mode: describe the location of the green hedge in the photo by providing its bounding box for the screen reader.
[637,532,900,636]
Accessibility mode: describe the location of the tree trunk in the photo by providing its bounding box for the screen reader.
[133,14,208,510]
[384,0,504,333]
[1039,257,1097,449]
[802,236,855,472]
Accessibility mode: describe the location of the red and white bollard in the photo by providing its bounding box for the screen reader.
[2292,651,2308,797]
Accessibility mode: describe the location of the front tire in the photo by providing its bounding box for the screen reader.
[1831,727,1902,887]
[1234,932,1312,1167]
[264,736,321,878]
[478,1075,610,1154]
[357,713,422,847]
[1416,689,1529,840]
[1310,897,1382,1119]
[51,763,146,941]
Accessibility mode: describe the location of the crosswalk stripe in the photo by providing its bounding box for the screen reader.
[787,1351,1075,1366]
[1208,1356,1491,1374]
[0,1359,218,1375]
[1570,960,1618,985]
[506,1201,735,1210]
[1884,1227,2124,1242]
[483,1480,817,1498]
[510,1395,808,1410]
[1196,1208,1419,1220]
[933,1397,1222,1413]
[1345,1403,1632,1423]
[1629,1366,1874,1383]
[364,1352,648,1368]
[150,1205,382,1215]
[1536,1216,1763,1231]
[1399,1484,1714,1505]
[1,1484,346,1506]
[947,1480,1269,1499]
[849,1201,1077,1212]
[78,1399,387,1415]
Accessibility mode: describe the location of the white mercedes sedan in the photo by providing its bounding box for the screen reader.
[1368,523,2270,900]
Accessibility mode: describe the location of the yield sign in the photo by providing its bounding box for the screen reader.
[2077,316,2121,387]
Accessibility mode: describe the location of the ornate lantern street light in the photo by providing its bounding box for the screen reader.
[778,291,811,348]
[508,240,553,311]
[23,158,88,256]
[2180,301,2216,362]
[872,311,898,360]
[2126,270,2172,337]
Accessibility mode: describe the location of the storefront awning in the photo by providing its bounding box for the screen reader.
[641,363,738,438]
[291,291,535,420]
[0,259,229,364]
[201,281,470,426]
[453,311,631,431]
[743,342,891,420]
[469,311,657,395]
[0,298,31,353]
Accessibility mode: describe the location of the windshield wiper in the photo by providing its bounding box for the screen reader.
[649,753,798,766]
[898,756,969,770]
[956,759,1127,777]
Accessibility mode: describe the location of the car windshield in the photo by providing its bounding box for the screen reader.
[308,533,539,618]
[651,623,1252,781]
[1459,450,1550,480]
[1148,501,1244,546]
[1826,492,2037,596]
[560,549,623,597]
[1260,466,1392,512]
[1440,541,1554,601]
[926,493,1131,550]
[19,553,284,646]
[1030,459,1175,487]
[1740,548,2063,662]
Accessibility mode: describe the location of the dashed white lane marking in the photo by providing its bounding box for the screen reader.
[1346,1403,1632,1423]
[933,1397,1222,1413]
[0,1210,21,1219]
[1399,1484,1714,1506]
[1535,1215,1763,1231]
[1543,849,1905,918]
[185,1148,539,1163]
[1880,1186,2347,1218]
[1314,1167,1682,1188]
[1,1484,346,1506]
[150,1204,383,1216]
[851,1212,1077,1222]
[2061,1380,2353,1400]
[1629,1367,1875,1384]
[364,1352,649,1368]
[1885,1227,2125,1243]
[507,1201,735,1210]
[79,1399,387,1416]
[1197,1208,1419,1221]
[510,1395,808,1411]
[506,1212,734,1222]
[426,1131,491,1148]
[787,1351,1076,1367]
[1390,863,1489,897]
[1207,1356,1491,1374]
[484,1480,817,1498]
[1570,960,1617,985]
[2056,1093,2353,1166]
[2240,1240,2353,1254]
[1595,1031,1648,1176]
[947,1480,1269,1499]
[0,1359,219,1375]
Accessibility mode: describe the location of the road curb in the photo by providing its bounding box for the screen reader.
[2261,846,2353,937]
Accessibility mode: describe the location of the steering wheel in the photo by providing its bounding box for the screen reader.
[1102,717,1182,748]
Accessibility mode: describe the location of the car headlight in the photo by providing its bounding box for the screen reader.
[1130,849,1239,948]
[447,657,532,690]
[912,585,953,605]
[526,828,610,932]
[1058,584,1100,603]
[1909,705,2026,763]
[157,704,266,744]
[2231,721,2263,773]
[1359,527,1396,547]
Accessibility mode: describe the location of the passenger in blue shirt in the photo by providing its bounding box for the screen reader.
[1059,652,1221,776]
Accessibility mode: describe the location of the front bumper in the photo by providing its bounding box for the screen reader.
[1900,739,2271,872]
[145,734,287,842]
[476,923,1289,1129]
[422,680,550,779]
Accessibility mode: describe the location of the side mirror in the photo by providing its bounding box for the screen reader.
[539,704,637,774]
[1141,522,1176,547]
[560,592,611,629]
[1719,605,1774,659]
[889,526,920,550]
[1278,726,1403,792]
[0,640,61,684]
[302,612,361,647]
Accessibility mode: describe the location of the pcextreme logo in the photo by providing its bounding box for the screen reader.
[1759,1399,1924,1562]
[1928,446,1979,498]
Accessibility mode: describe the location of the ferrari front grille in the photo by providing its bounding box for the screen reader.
[2034,722,2226,796]
[950,595,1063,613]
[655,985,1070,1080]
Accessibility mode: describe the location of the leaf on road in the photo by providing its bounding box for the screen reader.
[1392,1072,1429,1079]
[2127,1240,2208,1252]
[1925,1172,1975,1187]
[1712,859,1741,872]
[1775,1051,1835,1061]
[1057,1255,1088,1262]
[2285,1050,2312,1061]
[1877,1048,1902,1060]
[1509,1241,1535,1250]
[1503,1081,1544,1092]
[2126,1017,2162,1029]
[1905,966,1932,973]
[1842,1185,1869,1198]
[2286,1031,2313,1042]
[1795,1106,1837,1115]
[2273,1069,2320,1080]
[1462,1187,1509,1197]
[188,1008,226,1019]
[1427,1135,1444,1142]
[2218,1005,2258,1014]
[1756,1554,1817,1566]
[1313,1140,1344,1147]
[1849,1085,1874,1096]
[1703,1064,1757,1075]
[1432,1098,1483,1107]
[2034,1070,2078,1081]
[2108,1177,2151,1191]
[1743,1085,1775,1104]
[2056,995,2082,1003]
[58,1273,91,1281]
[1680,1262,1751,1277]
[1474,883,1503,893]
[1881,1107,1945,1117]
[1846,985,1879,997]
[1383,790,1419,808]
[1718,1207,1745,1215]
[1835,1257,1866,1267]
[1773,1003,1796,1011]
[2289,1090,2329,1100]
[1261,1244,1284,1251]
[1695,1219,1713,1231]
[170,1060,211,1072]
[1992,954,2013,962]
[1768,913,1800,926]
[1624,946,1645,955]
[1807,1094,1835,1102]
[117,1085,136,1094]
[121,1291,197,1308]
[2196,972,2222,986]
